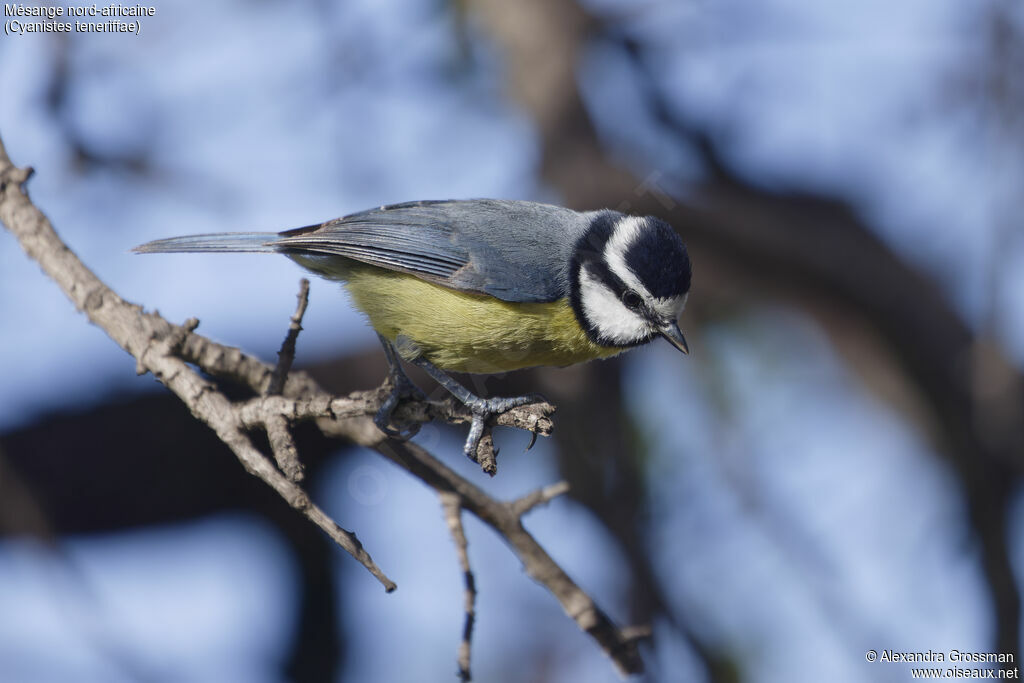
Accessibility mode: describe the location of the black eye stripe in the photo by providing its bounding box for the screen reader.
[577,258,630,304]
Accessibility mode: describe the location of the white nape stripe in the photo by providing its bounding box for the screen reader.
[604,215,651,300]
[578,266,650,344]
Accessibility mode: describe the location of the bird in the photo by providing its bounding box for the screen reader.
[134,199,692,459]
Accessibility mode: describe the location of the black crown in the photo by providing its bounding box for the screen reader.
[624,217,691,299]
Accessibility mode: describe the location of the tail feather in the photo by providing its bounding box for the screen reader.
[132,232,281,254]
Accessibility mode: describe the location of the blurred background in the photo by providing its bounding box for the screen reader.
[2,0,1023,681]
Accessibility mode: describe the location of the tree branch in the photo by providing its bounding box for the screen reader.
[0,144,397,591]
[0,133,644,677]
[440,491,476,682]
[268,278,310,397]
[510,480,570,517]
[371,439,647,676]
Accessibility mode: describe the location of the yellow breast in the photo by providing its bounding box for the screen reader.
[338,262,625,373]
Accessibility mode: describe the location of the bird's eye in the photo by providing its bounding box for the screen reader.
[622,291,643,311]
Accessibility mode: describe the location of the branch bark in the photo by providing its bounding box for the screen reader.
[440,491,476,682]
[0,152,397,592]
[0,133,646,677]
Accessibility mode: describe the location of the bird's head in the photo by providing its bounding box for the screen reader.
[570,212,691,353]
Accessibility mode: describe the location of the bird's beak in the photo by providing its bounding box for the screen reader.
[659,321,689,355]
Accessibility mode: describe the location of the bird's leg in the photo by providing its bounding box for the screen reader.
[373,334,426,440]
[409,355,542,462]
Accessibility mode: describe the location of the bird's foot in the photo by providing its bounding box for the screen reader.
[374,369,427,441]
[462,394,544,464]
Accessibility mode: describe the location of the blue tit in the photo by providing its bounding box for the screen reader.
[134,199,692,458]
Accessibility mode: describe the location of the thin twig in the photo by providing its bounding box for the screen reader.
[440,492,476,682]
[267,278,310,396]
[262,279,310,480]
[510,480,570,517]
[373,439,647,676]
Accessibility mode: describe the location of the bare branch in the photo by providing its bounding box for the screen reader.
[510,480,570,518]
[440,492,476,682]
[374,440,647,676]
[265,413,303,483]
[267,278,310,397]
[262,279,312,481]
[1,132,641,675]
[0,136,394,593]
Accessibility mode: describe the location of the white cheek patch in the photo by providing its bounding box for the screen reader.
[578,267,651,344]
[603,215,652,300]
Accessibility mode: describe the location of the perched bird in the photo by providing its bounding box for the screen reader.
[134,199,692,458]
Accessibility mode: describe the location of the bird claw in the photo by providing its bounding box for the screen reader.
[525,430,538,451]
[374,408,422,441]
[373,371,426,441]
[461,394,539,462]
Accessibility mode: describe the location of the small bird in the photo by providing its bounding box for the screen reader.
[134,199,692,458]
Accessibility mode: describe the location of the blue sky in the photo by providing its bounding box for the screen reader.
[1,0,1022,681]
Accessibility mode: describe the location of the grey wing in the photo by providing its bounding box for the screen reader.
[274,199,594,303]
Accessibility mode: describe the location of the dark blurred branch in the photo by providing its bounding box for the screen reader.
[609,27,1024,667]
[3,393,348,683]
[469,2,740,680]
[471,0,1024,673]
[0,446,52,539]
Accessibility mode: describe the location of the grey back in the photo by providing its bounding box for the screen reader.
[276,199,598,303]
